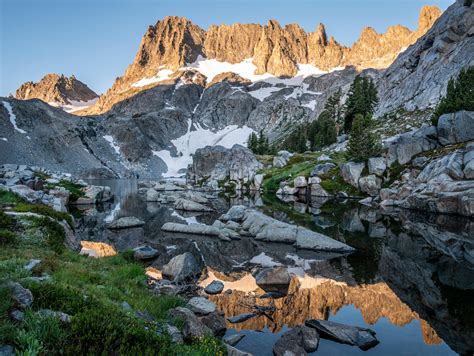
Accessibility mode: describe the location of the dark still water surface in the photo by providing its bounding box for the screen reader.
[78,179,474,355]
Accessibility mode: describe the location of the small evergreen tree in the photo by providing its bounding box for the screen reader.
[347,114,382,162]
[308,110,337,150]
[247,132,258,153]
[257,130,269,154]
[324,89,343,132]
[315,112,337,150]
[344,76,378,132]
[432,66,474,124]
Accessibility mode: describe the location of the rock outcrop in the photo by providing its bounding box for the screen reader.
[376,1,473,116]
[15,74,98,106]
[187,145,263,190]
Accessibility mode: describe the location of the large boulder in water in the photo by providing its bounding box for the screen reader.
[255,267,291,294]
[305,319,379,350]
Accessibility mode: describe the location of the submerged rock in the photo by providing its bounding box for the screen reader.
[224,333,246,346]
[227,313,257,324]
[107,216,145,229]
[273,325,319,356]
[305,319,379,350]
[204,280,224,295]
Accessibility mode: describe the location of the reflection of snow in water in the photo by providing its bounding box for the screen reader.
[104,203,121,223]
[249,252,282,267]
[199,270,258,293]
[171,210,201,225]
[285,253,317,271]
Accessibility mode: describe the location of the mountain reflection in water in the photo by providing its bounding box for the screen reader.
[76,179,474,355]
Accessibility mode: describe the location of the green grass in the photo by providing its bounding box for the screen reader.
[45,179,86,202]
[319,168,361,196]
[261,152,320,192]
[0,199,225,355]
[0,190,24,205]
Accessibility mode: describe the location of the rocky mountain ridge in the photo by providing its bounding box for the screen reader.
[81,5,441,115]
[15,74,98,112]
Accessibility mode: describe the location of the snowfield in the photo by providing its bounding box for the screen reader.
[48,98,98,113]
[2,101,27,134]
[103,135,121,155]
[153,120,254,177]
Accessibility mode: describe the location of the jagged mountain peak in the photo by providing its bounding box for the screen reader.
[78,5,442,115]
[15,73,98,112]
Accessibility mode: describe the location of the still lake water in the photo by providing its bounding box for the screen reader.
[77,179,474,355]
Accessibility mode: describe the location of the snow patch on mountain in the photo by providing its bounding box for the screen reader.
[49,98,98,113]
[2,101,27,134]
[103,135,121,155]
[153,120,254,177]
[131,68,174,88]
[185,56,329,85]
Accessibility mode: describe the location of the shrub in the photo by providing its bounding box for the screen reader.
[16,311,68,355]
[432,66,474,124]
[29,217,65,253]
[0,230,16,245]
[0,211,13,228]
[66,306,169,355]
[14,203,73,229]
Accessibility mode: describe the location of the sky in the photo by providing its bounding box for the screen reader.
[0,0,454,96]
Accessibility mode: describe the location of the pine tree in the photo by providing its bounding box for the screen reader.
[347,114,382,162]
[344,76,378,132]
[247,132,258,153]
[315,111,337,149]
[432,66,474,124]
[324,89,343,131]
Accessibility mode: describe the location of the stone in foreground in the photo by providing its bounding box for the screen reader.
[186,297,217,315]
[168,307,211,341]
[161,252,201,282]
[107,216,145,229]
[305,319,379,350]
[133,246,159,260]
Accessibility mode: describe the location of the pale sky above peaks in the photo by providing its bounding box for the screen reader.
[0,0,455,96]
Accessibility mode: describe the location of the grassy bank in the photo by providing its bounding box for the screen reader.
[0,191,224,355]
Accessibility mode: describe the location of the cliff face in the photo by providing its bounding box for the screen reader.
[80,6,442,115]
[15,74,98,105]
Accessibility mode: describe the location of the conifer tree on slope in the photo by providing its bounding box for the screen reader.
[344,76,378,132]
[347,114,382,162]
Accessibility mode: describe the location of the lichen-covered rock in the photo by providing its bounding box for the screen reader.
[368,157,387,176]
[358,175,382,196]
